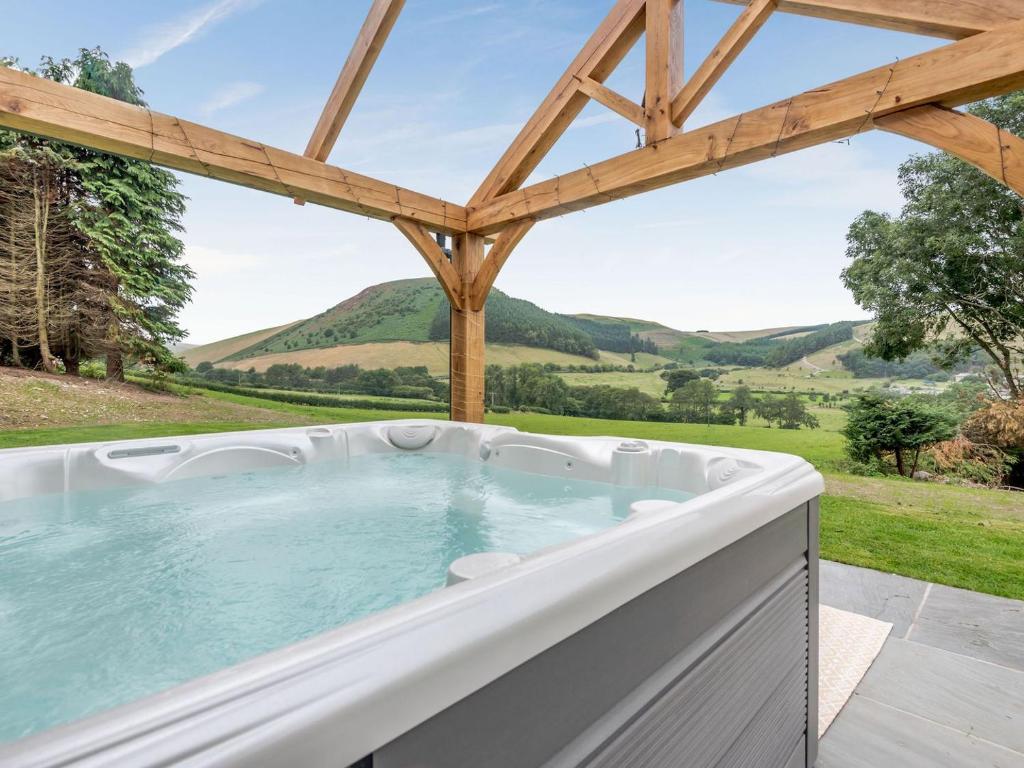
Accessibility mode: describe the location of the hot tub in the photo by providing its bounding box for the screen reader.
[0,421,823,768]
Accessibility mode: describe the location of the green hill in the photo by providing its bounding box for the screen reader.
[223,278,599,362]
[184,278,874,378]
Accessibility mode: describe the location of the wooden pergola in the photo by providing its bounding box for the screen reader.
[3,0,1023,422]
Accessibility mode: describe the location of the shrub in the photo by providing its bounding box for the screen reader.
[79,359,107,379]
[176,379,447,413]
[929,436,1014,487]
[842,393,957,477]
[963,398,1024,450]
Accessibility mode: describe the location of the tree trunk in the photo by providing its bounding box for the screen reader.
[6,199,22,367]
[64,333,80,376]
[106,349,124,381]
[32,175,55,374]
[895,449,906,477]
[910,447,922,477]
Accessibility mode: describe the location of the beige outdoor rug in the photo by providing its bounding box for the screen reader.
[818,605,892,736]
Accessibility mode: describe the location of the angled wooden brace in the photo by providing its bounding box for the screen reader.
[392,218,464,310]
[875,105,1024,196]
[573,76,645,128]
[470,0,646,205]
[295,0,405,204]
[708,0,1024,40]
[671,0,777,128]
[469,220,536,311]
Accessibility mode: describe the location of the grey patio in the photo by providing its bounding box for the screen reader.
[818,561,1024,767]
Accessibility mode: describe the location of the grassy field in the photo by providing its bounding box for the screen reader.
[559,369,668,397]
[558,366,892,397]
[716,366,885,393]
[181,321,300,367]
[211,341,639,376]
[2,381,1021,601]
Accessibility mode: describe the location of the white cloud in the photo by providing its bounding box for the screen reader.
[121,0,260,69]
[184,244,265,276]
[200,81,265,115]
[569,113,620,131]
[738,142,902,212]
[417,4,503,26]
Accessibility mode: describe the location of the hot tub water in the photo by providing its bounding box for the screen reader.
[0,451,690,742]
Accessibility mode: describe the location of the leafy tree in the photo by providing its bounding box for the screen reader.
[265,363,307,389]
[325,364,361,386]
[842,393,957,476]
[779,392,819,430]
[843,92,1024,398]
[574,385,662,421]
[723,385,756,425]
[754,394,784,428]
[671,378,717,424]
[661,367,700,394]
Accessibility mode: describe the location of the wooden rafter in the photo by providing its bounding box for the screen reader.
[469,220,536,311]
[671,0,776,128]
[876,105,1024,197]
[392,218,464,309]
[644,0,684,143]
[573,76,644,128]
[294,0,404,206]
[0,66,467,233]
[709,0,1024,40]
[303,0,405,163]
[466,19,1024,234]
[469,0,646,205]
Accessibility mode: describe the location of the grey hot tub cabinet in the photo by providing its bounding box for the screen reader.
[362,500,819,768]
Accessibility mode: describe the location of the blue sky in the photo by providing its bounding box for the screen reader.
[8,1,940,342]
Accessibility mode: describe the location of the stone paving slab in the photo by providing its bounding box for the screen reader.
[909,584,1024,671]
[817,695,1024,768]
[819,561,928,638]
[855,638,1024,754]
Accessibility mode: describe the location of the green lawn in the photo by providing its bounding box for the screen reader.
[2,390,1021,600]
[820,495,1024,600]
[489,410,847,469]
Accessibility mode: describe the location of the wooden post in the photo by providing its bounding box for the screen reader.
[644,0,684,144]
[449,233,486,423]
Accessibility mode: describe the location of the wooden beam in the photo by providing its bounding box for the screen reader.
[294,0,404,205]
[467,19,1024,233]
[469,0,646,205]
[709,0,1024,40]
[0,65,467,234]
[469,220,535,311]
[449,233,486,423]
[573,76,645,127]
[644,0,684,143]
[876,105,1024,196]
[672,0,776,128]
[304,0,404,162]
[392,218,464,309]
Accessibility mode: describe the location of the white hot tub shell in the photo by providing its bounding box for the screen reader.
[0,420,824,768]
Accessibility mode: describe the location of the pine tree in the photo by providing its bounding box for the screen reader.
[42,49,194,378]
[0,49,194,378]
